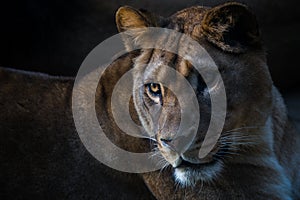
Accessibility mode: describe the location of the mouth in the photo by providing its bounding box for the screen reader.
[175,158,217,169]
[178,141,231,167]
[173,145,221,169]
[177,160,201,168]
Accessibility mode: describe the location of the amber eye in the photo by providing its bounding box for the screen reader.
[148,83,161,95]
[145,83,162,104]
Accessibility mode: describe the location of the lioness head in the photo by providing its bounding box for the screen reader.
[116,2,273,186]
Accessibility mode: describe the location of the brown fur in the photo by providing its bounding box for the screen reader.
[1,2,299,200]
[116,2,300,199]
[0,58,155,199]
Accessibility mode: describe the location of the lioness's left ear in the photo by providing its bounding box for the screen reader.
[116,6,158,50]
[201,2,261,53]
[116,6,151,32]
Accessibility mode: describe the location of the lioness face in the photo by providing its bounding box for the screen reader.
[116,3,273,186]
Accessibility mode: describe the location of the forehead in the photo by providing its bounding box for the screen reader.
[142,50,189,77]
[134,7,215,81]
[136,49,213,87]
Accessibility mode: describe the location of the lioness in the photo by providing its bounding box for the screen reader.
[1,2,299,200]
[114,2,300,200]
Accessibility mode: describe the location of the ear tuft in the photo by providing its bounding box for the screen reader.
[201,2,261,53]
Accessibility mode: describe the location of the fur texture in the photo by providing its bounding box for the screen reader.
[116,2,300,199]
[0,60,155,199]
[1,2,299,200]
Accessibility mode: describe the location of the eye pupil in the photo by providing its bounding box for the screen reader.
[145,83,162,104]
[149,83,161,95]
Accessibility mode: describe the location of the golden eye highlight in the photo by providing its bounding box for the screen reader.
[145,83,162,104]
[149,83,161,95]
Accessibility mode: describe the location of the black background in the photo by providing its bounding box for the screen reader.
[0,1,299,199]
[0,0,299,90]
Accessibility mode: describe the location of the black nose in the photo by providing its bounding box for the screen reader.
[160,138,172,146]
[160,138,179,153]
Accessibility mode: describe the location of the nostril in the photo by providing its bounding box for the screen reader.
[159,138,180,153]
[160,138,172,146]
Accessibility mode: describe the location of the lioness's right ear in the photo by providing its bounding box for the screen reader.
[116,6,156,50]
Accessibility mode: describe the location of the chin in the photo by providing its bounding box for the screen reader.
[173,160,223,187]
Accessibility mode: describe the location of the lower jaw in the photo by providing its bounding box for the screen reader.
[173,159,222,186]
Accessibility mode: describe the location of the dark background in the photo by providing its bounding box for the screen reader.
[0,1,299,199]
[0,0,300,92]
